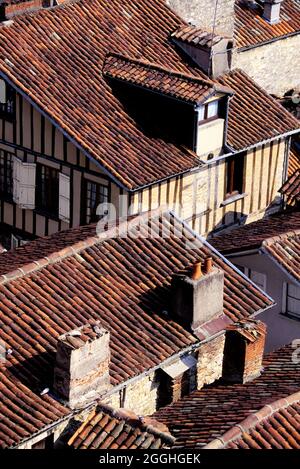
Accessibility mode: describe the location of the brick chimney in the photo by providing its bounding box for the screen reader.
[54,322,110,408]
[171,257,224,331]
[222,319,267,384]
[263,0,283,24]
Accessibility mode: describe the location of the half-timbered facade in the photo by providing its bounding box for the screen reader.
[0,0,298,248]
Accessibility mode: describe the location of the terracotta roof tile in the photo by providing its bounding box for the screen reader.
[0,0,297,189]
[68,403,175,449]
[207,391,300,449]
[103,54,232,105]
[153,344,300,447]
[280,169,300,204]
[235,0,300,49]
[171,25,228,48]
[211,210,300,254]
[0,210,272,448]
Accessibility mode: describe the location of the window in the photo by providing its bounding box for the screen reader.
[284,283,300,319]
[0,79,15,120]
[226,154,245,198]
[36,164,59,217]
[0,151,13,198]
[82,179,108,224]
[198,100,219,123]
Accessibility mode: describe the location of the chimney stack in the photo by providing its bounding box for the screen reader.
[171,258,224,331]
[54,322,110,408]
[222,319,267,384]
[263,0,283,24]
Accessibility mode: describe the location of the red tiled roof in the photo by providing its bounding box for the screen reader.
[280,169,300,204]
[153,344,300,447]
[68,403,175,449]
[0,367,69,449]
[206,391,300,449]
[0,1,298,190]
[288,146,300,177]
[171,25,228,48]
[211,210,300,254]
[103,54,232,105]
[263,230,300,283]
[235,0,300,49]
[0,210,272,448]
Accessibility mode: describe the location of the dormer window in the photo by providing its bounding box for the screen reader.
[0,79,15,120]
[197,100,219,123]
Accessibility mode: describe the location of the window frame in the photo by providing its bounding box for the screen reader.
[283,282,300,320]
[35,163,59,218]
[0,79,16,121]
[225,153,245,199]
[198,100,219,124]
[0,150,13,200]
[81,178,109,225]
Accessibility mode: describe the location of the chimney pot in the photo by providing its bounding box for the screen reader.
[263,0,283,24]
[203,257,213,274]
[191,261,202,280]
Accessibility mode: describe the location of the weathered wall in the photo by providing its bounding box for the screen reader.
[166,0,235,36]
[132,139,286,236]
[232,253,300,352]
[233,34,300,96]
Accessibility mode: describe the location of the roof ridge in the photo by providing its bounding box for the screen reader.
[0,208,168,286]
[103,52,232,95]
[204,390,300,449]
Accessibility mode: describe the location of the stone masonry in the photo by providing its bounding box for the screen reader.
[166,0,235,36]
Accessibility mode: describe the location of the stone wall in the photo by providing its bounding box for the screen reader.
[166,0,235,36]
[232,34,300,96]
[197,333,225,388]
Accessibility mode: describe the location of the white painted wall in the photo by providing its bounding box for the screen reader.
[231,252,300,352]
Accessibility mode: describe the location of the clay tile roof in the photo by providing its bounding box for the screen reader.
[0,0,297,190]
[153,343,300,448]
[206,391,300,449]
[211,210,300,254]
[171,25,228,48]
[0,209,272,448]
[217,69,299,151]
[280,169,300,204]
[68,403,175,449]
[235,0,300,49]
[288,146,300,177]
[262,230,300,283]
[103,54,232,105]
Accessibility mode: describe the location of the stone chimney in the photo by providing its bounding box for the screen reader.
[263,0,283,24]
[171,257,224,331]
[54,322,110,409]
[166,0,235,37]
[222,319,267,384]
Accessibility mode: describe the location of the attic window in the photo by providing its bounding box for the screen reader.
[0,79,15,120]
[198,100,219,123]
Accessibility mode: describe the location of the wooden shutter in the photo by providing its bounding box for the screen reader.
[59,173,70,222]
[13,157,36,209]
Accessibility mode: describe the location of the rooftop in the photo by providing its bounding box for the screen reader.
[0,0,297,189]
[206,391,300,449]
[280,169,300,204]
[68,403,175,449]
[153,344,300,447]
[235,0,300,49]
[211,210,300,255]
[0,209,272,448]
[103,54,232,106]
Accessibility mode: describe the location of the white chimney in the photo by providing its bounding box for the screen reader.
[263,0,283,24]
